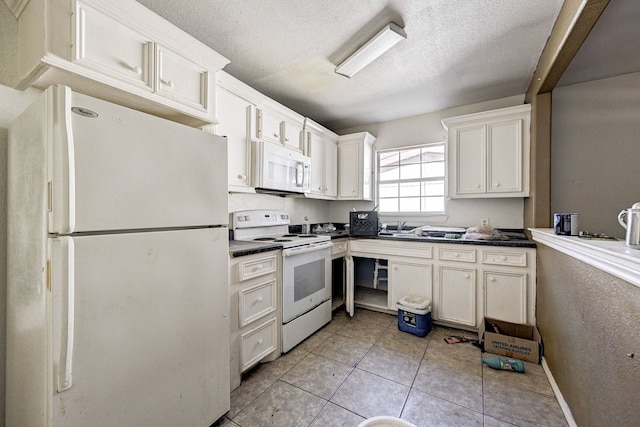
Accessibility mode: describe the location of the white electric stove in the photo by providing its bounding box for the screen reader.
[231,210,332,352]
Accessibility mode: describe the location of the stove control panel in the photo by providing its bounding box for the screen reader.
[232,210,291,230]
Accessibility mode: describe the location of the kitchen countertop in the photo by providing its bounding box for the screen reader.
[229,230,536,257]
[355,234,537,248]
[228,240,282,257]
[318,230,536,247]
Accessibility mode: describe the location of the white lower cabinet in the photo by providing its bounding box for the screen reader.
[388,261,433,310]
[345,239,536,328]
[437,265,477,327]
[229,251,280,390]
[483,270,527,324]
[240,317,278,372]
[347,239,433,315]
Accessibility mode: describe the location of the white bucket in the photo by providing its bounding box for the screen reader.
[357,416,417,427]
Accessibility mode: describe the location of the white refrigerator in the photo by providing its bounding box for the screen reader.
[6,85,230,426]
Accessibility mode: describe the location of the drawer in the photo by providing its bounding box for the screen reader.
[241,317,277,371]
[350,239,433,259]
[238,279,277,327]
[482,250,527,267]
[332,239,348,256]
[438,247,476,263]
[238,254,278,281]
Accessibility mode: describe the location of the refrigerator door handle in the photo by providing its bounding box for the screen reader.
[55,236,75,392]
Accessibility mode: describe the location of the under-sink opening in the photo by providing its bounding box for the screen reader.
[353,257,388,309]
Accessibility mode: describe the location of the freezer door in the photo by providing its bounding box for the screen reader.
[49,228,229,426]
[48,86,228,234]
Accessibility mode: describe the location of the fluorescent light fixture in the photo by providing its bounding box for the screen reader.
[335,23,407,78]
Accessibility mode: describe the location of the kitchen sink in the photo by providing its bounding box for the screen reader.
[391,233,420,239]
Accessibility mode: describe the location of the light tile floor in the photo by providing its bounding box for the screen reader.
[218,309,568,427]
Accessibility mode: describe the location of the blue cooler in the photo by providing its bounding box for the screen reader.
[397,295,432,337]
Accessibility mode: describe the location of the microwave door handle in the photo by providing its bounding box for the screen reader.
[303,164,310,188]
[295,161,304,187]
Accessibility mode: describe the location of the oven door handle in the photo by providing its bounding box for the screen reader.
[282,241,332,257]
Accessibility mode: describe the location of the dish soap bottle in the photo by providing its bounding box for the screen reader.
[482,356,525,373]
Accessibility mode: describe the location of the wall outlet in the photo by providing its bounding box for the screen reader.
[481,218,489,227]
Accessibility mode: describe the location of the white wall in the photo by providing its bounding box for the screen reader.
[0,1,18,87]
[330,94,527,229]
[0,82,41,427]
[228,192,331,227]
[552,71,640,238]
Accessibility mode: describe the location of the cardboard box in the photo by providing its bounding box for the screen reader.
[479,317,543,364]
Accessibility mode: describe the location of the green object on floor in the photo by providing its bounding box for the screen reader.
[482,356,525,373]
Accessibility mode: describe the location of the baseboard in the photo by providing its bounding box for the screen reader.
[541,357,578,427]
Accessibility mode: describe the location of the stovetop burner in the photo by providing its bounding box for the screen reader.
[253,237,276,241]
[297,234,317,238]
[282,234,298,237]
[273,239,293,242]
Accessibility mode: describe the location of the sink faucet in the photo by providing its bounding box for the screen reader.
[398,221,406,232]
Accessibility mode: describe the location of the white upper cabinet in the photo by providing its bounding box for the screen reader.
[256,107,283,145]
[304,119,338,199]
[281,119,304,152]
[154,44,210,112]
[255,99,304,152]
[337,132,376,201]
[215,72,260,193]
[442,104,531,198]
[13,0,229,127]
[74,2,152,90]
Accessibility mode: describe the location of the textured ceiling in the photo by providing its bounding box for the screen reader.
[135,1,565,130]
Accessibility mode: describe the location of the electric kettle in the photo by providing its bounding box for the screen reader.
[618,202,640,249]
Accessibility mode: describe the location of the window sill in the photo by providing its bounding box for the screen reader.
[529,228,640,288]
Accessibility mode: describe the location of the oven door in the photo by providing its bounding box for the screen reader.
[281,241,331,323]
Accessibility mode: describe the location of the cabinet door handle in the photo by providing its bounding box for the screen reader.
[161,79,175,88]
[273,132,279,138]
[494,182,500,187]
[454,253,459,257]
[464,274,470,279]
[133,66,142,75]
[488,276,496,282]
[475,184,481,188]
[238,174,247,180]
[257,339,264,345]
[257,296,263,303]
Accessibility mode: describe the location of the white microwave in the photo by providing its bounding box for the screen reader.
[253,140,311,193]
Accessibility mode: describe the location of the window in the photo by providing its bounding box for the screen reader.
[377,143,445,214]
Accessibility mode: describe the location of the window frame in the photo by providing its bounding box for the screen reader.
[375,141,446,217]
